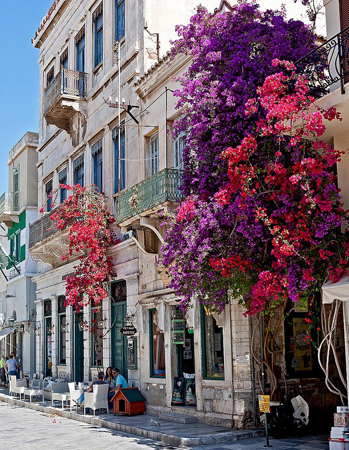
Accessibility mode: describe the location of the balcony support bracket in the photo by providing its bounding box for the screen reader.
[139,217,164,244]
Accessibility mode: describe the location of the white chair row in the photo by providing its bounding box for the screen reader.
[9,376,109,415]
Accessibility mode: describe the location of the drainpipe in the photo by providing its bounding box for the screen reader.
[230,299,235,428]
[260,316,265,393]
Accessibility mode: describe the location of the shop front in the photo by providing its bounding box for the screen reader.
[139,297,238,426]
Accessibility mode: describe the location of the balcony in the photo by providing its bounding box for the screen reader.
[115,169,184,226]
[44,68,87,132]
[296,26,349,95]
[0,193,19,228]
[29,208,69,266]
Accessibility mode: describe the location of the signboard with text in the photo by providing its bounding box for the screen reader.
[120,325,137,336]
[258,395,270,413]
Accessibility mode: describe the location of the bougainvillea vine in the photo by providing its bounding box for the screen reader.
[159,2,349,317]
[45,184,118,309]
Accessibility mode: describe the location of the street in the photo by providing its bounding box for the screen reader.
[0,402,330,450]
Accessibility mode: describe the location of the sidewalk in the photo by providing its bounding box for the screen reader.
[0,387,330,449]
[0,387,263,447]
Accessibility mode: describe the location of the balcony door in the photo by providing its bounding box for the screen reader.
[76,35,85,96]
[76,36,85,73]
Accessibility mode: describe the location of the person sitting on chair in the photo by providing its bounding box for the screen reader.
[77,371,107,405]
[110,368,128,391]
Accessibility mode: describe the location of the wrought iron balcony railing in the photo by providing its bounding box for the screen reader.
[29,208,59,248]
[44,68,87,115]
[0,192,19,216]
[296,26,349,95]
[115,168,184,224]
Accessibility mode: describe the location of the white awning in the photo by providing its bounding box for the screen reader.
[0,328,14,340]
[322,276,349,304]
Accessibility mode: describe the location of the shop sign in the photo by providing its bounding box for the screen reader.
[258,395,270,413]
[120,325,137,336]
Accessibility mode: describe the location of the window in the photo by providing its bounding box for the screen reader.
[149,309,165,377]
[59,168,67,203]
[113,125,125,193]
[13,168,19,211]
[201,308,225,379]
[173,133,185,170]
[76,32,85,73]
[58,296,66,364]
[91,306,103,367]
[115,0,125,42]
[60,48,68,70]
[45,180,53,212]
[73,155,84,187]
[92,140,103,191]
[46,67,54,86]
[94,10,103,67]
[9,232,21,264]
[150,134,159,176]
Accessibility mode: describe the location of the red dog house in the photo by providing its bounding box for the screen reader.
[111,387,146,416]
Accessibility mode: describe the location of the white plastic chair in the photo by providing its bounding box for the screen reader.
[84,384,109,415]
[51,382,70,408]
[24,381,44,403]
[68,382,83,411]
[9,375,27,397]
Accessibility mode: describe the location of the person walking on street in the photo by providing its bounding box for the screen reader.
[0,356,6,386]
[5,354,19,379]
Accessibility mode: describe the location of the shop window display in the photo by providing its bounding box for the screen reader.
[149,309,165,377]
[202,310,224,379]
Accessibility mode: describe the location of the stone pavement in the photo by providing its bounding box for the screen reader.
[0,402,330,450]
[0,388,330,449]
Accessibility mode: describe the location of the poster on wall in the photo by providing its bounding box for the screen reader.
[291,317,312,372]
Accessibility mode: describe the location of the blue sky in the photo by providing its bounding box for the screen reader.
[0,1,53,194]
[0,0,323,196]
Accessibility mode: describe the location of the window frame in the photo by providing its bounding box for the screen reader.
[46,66,55,87]
[58,168,67,203]
[45,179,53,212]
[201,306,225,380]
[91,306,103,368]
[173,132,185,170]
[150,134,159,176]
[76,33,85,73]
[115,0,125,42]
[113,124,126,193]
[58,296,66,365]
[94,12,103,67]
[73,155,84,187]
[13,167,19,211]
[92,139,103,192]
[149,308,166,378]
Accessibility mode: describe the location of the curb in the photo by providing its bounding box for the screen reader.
[0,393,264,447]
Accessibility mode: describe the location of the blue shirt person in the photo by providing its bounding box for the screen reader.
[111,368,128,389]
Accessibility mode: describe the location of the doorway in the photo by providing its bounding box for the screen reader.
[177,328,195,376]
[111,281,127,380]
[175,328,196,408]
[74,313,84,382]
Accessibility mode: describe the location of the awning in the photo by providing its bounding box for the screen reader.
[0,328,14,340]
[322,276,349,304]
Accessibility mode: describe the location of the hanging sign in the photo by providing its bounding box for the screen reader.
[120,325,137,336]
[258,395,270,413]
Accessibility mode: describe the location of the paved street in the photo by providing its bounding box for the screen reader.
[0,402,329,450]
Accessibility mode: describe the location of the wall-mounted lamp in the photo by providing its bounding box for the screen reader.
[8,316,15,328]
